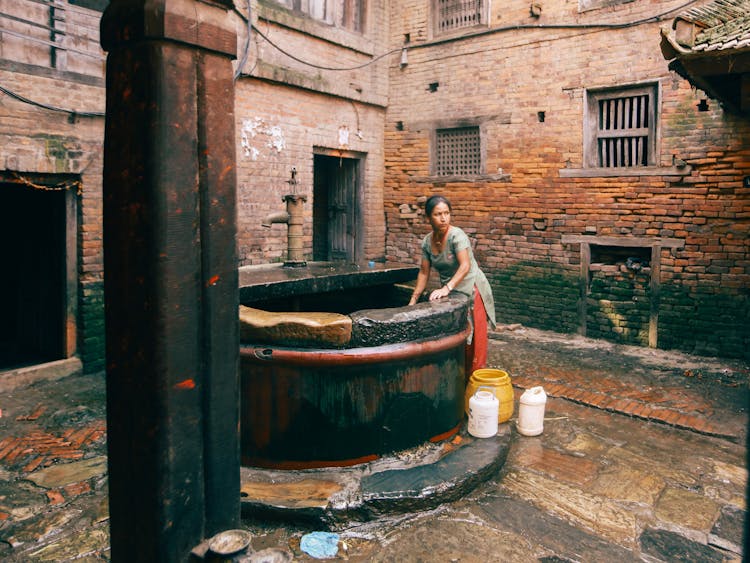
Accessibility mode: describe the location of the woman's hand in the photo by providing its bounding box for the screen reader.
[429,286,452,301]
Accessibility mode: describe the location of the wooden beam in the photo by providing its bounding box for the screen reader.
[579,242,590,337]
[649,245,661,348]
[561,235,684,248]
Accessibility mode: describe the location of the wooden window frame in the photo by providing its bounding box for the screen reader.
[271,0,366,31]
[342,0,366,32]
[432,0,488,36]
[584,84,658,169]
[432,125,483,177]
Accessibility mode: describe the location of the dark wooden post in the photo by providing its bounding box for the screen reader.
[100,1,239,560]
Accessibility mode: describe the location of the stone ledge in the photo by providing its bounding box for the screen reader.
[239,425,513,527]
[0,357,83,393]
[239,305,352,348]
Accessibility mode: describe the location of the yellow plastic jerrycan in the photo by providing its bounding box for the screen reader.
[464,368,514,424]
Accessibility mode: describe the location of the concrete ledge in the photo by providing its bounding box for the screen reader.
[0,357,83,393]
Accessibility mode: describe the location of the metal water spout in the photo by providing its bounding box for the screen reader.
[261,193,307,267]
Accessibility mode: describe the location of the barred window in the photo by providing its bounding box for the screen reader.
[342,0,366,32]
[276,0,333,23]
[586,85,657,168]
[435,127,482,176]
[435,0,485,34]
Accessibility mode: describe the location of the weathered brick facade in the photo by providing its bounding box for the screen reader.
[235,0,391,265]
[0,77,105,373]
[384,0,749,358]
[2,0,747,377]
[0,2,106,374]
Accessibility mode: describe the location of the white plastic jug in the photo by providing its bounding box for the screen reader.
[468,387,499,438]
[517,386,547,436]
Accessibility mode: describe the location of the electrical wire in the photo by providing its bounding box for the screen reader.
[234,0,253,80]
[250,24,403,71]
[0,84,104,117]
[238,0,703,72]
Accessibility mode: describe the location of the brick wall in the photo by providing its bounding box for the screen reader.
[235,0,391,265]
[384,0,750,358]
[235,80,387,264]
[0,67,105,373]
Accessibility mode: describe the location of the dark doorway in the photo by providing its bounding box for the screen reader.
[312,153,362,262]
[0,182,67,369]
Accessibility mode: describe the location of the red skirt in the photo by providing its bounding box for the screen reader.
[464,286,488,381]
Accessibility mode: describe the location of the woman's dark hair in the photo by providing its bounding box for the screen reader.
[425,195,452,216]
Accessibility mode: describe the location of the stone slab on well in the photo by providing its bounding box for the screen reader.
[240,478,344,510]
[239,305,352,347]
[350,295,468,347]
[360,427,511,514]
[240,427,512,526]
[239,262,418,303]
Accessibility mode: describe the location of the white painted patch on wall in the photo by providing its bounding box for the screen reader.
[338,125,349,148]
[241,117,286,160]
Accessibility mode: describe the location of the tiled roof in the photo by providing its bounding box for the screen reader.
[677,0,750,52]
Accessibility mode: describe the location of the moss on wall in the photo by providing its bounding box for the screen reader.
[490,261,579,333]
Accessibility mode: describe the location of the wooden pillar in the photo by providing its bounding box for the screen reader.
[100,1,239,560]
[649,245,662,348]
[578,242,590,337]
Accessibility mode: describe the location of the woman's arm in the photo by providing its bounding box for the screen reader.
[408,258,432,305]
[429,247,470,301]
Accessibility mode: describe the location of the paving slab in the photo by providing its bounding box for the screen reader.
[710,505,745,554]
[473,494,640,562]
[640,527,728,562]
[26,456,107,489]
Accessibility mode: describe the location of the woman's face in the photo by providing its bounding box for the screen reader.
[429,202,451,233]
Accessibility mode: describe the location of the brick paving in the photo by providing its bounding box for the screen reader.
[490,327,748,442]
[0,419,105,474]
[511,374,734,438]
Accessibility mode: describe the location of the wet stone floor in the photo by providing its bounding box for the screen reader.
[0,327,747,562]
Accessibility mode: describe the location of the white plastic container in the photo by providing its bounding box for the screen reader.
[517,386,547,436]
[468,387,499,438]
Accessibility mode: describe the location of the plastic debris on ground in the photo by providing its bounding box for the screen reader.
[299,531,340,559]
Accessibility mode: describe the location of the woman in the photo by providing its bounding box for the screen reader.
[408,195,496,374]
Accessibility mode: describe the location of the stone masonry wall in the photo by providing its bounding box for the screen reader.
[384,0,750,358]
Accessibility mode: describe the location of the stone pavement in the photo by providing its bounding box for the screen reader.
[0,326,747,561]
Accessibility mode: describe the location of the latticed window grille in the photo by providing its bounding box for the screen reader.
[436,0,484,33]
[435,127,481,176]
[597,94,649,167]
[586,86,656,168]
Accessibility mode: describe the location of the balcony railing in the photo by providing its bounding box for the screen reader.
[0,0,105,78]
